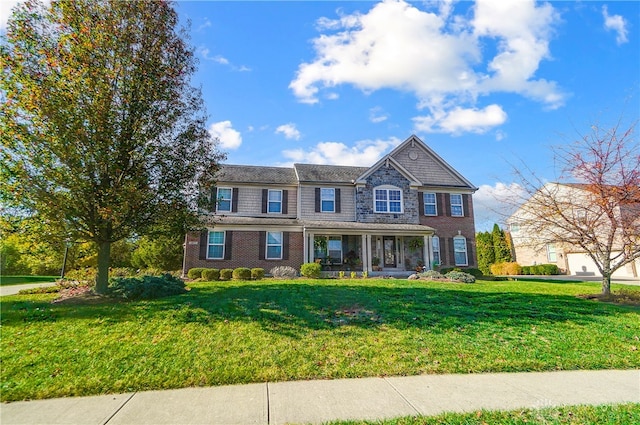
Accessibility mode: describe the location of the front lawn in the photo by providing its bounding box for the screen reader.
[1,279,638,401]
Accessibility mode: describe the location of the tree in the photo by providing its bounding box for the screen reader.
[509,119,639,296]
[1,0,223,293]
[131,234,184,271]
[475,230,495,275]
[492,223,512,263]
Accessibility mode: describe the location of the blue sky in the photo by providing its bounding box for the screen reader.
[2,1,638,231]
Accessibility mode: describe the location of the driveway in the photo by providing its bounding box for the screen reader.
[0,281,57,296]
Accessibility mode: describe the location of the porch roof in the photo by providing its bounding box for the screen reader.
[201,215,434,235]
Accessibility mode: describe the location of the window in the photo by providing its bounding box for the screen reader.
[374,186,403,213]
[327,236,343,263]
[424,193,437,216]
[217,188,232,212]
[432,236,440,266]
[450,194,463,217]
[207,231,225,259]
[266,231,282,259]
[321,188,335,212]
[510,223,520,233]
[267,190,282,213]
[453,236,468,266]
[547,244,557,262]
[313,235,343,264]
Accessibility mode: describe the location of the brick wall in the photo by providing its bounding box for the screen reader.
[183,230,304,274]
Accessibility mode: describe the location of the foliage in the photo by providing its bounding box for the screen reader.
[444,270,476,283]
[64,268,97,285]
[419,270,444,279]
[270,266,298,279]
[131,234,184,271]
[462,268,484,278]
[522,264,560,275]
[219,269,233,281]
[232,267,251,280]
[201,268,220,281]
[475,230,495,275]
[106,274,186,300]
[251,268,265,280]
[187,268,206,280]
[490,262,523,276]
[0,0,223,293]
[350,271,357,279]
[300,262,322,278]
[2,278,639,401]
[492,224,513,263]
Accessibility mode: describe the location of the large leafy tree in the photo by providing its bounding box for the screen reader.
[1,0,222,293]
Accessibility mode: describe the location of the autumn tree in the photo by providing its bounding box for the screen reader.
[1,0,222,293]
[509,119,639,296]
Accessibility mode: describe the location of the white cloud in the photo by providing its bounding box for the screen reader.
[369,106,388,123]
[290,0,564,134]
[275,123,301,140]
[602,6,628,45]
[208,121,242,150]
[413,104,507,134]
[473,182,527,231]
[198,46,251,72]
[282,137,401,166]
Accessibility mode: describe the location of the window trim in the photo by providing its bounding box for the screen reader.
[216,187,233,212]
[450,194,464,217]
[374,185,403,214]
[424,192,437,216]
[207,230,225,260]
[267,189,282,214]
[547,244,557,263]
[266,231,283,260]
[320,188,335,213]
[432,236,440,266]
[453,235,468,266]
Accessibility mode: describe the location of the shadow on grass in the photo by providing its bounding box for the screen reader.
[0,281,628,336]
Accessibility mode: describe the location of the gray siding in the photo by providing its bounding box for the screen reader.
[215,185,297,218]
[299,185,356,221]
[391,143,468,187]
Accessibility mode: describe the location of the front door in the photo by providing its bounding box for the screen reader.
[383,236,396,268]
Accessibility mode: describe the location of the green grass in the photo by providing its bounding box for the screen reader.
[328,403,640,424]
[0,275,58,286]
[1,279,639,402]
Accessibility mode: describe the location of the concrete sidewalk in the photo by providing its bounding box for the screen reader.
[2,369,638,425]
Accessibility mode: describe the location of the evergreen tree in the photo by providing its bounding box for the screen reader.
[475,231,495,275]
[492,224,512,263]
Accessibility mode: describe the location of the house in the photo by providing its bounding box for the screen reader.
[508,182,640,278]
[183,135,478,275]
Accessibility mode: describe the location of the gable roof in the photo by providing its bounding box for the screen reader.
[216,164,297,185]
[294,164,370,184]
[354,156,423,187]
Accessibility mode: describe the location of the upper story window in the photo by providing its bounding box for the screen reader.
[450,194,463,217]
[268,190,282,213]
[207,231,225,259]
[217,188,232,212]
[510,222,520,233]
[424,193,437,216]
[453,235,468,266]
[374,186,403,213]
[266,231,283,259]
[321,188,335,212]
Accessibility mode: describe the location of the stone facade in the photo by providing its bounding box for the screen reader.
[356,166,419,224]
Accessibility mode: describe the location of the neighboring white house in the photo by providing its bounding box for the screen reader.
[508,182,640,279]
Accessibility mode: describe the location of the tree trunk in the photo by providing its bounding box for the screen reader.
[95,241,111,294]
[601,273,611,297]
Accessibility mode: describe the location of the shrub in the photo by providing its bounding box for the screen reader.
[338,271,345,279]
[439,267,462,275]
[201,268,220,281]
[464,268,484,278]
[490,262,522,276]
[420,270,444,280]
[521,265,532,275]
[187,268,206,280]
[540,264,559,275]
[65,268,97,285]
[219,269,233,281]
[350,271,357,279]
[300,262,322,278]
[270,266,298,279]
[445,270,476,283]
[106,274,187,300]
[110,267,137,277]
[251,268,265,280]
[232,267,251,280]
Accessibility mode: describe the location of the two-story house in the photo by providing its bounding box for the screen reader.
[183,135,478,275]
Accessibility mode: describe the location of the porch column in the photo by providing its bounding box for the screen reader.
[426,235,433,270]
[303,228,308,264]
[307,232,314,263]
[361,234,368,272]
[364,234,372,272]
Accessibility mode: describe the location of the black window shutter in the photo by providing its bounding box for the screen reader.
[231,188,239,212]
[315,188,321,212]
[448,238,455,266]
[210,187,217,212]
[462,194,469,217]
[418,192,425,216]
[335,188,341,213]
[282,190,288,215]
[437,193,444,216]
[199,230,208,260]
[262,189,268,213]
[445,194,451,217]
[224,231,233,260]
[282,232,289,260]
[259,231,266,260]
